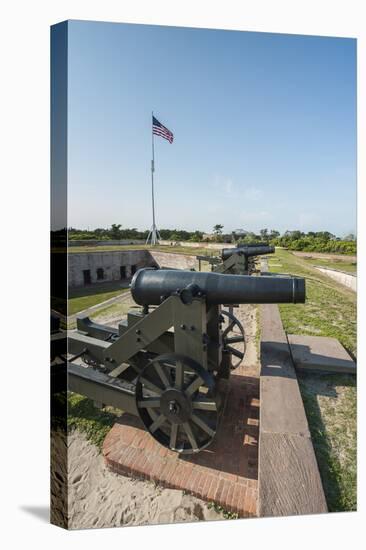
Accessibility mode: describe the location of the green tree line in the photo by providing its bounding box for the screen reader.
[68,225,356,255]
[237,229,356,255]
[68,225,205,242]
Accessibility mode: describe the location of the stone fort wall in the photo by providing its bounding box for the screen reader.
[68,250,199,288]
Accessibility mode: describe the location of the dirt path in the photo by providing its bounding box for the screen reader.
[292,251,356,262]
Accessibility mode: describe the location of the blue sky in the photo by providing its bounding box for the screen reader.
[67,21,356,236]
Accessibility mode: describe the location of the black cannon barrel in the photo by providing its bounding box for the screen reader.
[131,268,305,306]
[238,242,268,248]
[221,245,275,261]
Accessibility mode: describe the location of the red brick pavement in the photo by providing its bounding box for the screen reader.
[103,368,259,517]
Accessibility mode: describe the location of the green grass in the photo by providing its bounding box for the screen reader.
[298,374,356,512]
[269,250,356,356]
[68,280,130,315]
[268,249,357,511]
[67,292,136,329]
[68,393,122,449]
[207,502,238,519]
[90,296,137,321]
[299,256,357,273]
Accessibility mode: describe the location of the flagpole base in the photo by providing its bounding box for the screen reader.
[146,224,160,246]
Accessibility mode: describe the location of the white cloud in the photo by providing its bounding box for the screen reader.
[212,175,262,201]
[242,186,263,200]
[212,175,234,195]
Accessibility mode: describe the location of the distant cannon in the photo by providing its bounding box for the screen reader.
[221,245,275,262]
[196,245,275,275]
[54,268,305,455]
[211,245,275,275]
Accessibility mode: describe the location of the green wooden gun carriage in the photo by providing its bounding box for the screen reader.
[52,268,305,454]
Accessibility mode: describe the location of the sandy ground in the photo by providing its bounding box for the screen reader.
[67,431,223,529]
[65,300,258,530]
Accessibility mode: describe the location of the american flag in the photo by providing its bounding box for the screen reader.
[152,116,174,144]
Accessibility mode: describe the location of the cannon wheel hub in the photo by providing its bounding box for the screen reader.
[136,353,219,454]
[160,389,192,424]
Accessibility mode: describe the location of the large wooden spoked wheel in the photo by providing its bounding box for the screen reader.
[221,310,246,370]
[135,353,219,454]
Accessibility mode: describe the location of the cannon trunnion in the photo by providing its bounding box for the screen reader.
[63,269,305,455]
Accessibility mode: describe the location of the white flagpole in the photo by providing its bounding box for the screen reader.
[146,111,158,245]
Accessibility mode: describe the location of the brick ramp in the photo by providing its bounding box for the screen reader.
[103,368,259,517]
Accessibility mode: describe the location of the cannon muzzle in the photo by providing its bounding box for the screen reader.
[221,245,275,261]
[131,269,305,306]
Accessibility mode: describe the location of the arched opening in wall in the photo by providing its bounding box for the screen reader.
[96,267,104,280]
